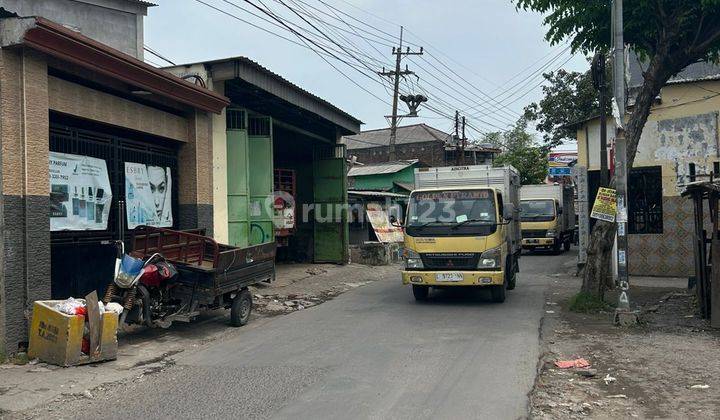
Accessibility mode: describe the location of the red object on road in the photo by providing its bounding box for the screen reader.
[554,358,590,369]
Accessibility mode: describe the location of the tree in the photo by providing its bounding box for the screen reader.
[524,67,611,148]
[487,118,549,185]
[513,0,720,298]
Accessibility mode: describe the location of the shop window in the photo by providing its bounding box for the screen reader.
[628,166,663,234]
[226,109,246,130]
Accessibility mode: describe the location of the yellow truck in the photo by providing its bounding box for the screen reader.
[401,165,521,303]
[519,184,575,253]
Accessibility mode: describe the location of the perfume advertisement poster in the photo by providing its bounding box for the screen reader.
[125,162,173,229]
[49,152,113,231]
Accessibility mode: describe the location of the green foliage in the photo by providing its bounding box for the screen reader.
[568,291,612,313]
[512,0,720,63]
[487,118,549,185]
[524,66,611,147]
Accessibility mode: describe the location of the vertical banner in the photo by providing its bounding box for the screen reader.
[125,162,173,229]
[573,166,589,265]
[49,152,113,231]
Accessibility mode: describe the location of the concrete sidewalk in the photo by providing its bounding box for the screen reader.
[0,262,399,415]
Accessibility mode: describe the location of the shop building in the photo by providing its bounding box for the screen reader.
[165,57,361,264]
[0,7,228,354]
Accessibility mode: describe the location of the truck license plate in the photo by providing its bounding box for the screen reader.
[436,273,463,282]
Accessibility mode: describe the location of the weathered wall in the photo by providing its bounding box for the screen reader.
[2,0,147,59]
[0,49,51,354]
[576,80,720,277]
[210,81,229,244]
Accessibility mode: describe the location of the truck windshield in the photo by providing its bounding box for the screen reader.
[520,200,555,222]
[405,189,498,236]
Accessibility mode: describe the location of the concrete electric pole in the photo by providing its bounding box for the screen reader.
[611,0,636,325]
[379,26,423,161]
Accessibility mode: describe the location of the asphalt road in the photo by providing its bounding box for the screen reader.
[52,251,576,420]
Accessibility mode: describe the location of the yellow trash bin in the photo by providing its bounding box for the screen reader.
[28,300,118,367]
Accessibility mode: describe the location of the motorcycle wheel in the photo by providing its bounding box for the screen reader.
[230,289,252,327]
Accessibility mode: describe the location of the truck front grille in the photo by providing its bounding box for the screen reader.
[420,253,479,270]
[522,229,547,238]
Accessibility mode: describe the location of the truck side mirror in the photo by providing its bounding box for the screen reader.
[503,203,515,221]
[558,208,563,215]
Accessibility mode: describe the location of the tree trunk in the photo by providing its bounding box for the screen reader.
[581,49,686,298]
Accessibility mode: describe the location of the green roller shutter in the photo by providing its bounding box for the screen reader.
[248,116,274,245]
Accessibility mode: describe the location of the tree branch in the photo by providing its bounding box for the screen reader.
[691,25,720,57]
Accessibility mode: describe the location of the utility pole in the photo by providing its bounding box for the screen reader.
[454,111,460,165]
[379,26,423,161]
[611,0,635,325]
[461,116,467,165]
[592,53,609,187]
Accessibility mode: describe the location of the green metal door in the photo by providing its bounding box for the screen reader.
[248,115,274,245]
[227,109,249,247]
[313,145,348,263]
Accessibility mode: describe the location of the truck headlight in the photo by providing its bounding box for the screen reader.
[546,229,557,238]
[478,247,501,269]
[403,248,424,269]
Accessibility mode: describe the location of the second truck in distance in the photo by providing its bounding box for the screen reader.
[519,184,575,253]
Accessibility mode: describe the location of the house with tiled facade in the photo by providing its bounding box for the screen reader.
[573,55,720,277]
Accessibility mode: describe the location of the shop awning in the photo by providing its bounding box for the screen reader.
[1,16,229,114]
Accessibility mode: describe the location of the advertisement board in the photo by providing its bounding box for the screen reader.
[366,203,404,243]
[49,152,113,231]
[125,162,173,229]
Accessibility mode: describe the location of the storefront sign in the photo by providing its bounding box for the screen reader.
[548,152,577,178]
[590,187,617,222]
[366,203,404,243]
[125,162,173,229]
[49,152,113,231]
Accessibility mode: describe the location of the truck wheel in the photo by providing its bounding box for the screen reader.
[230,289,252,327]
[563,238,571,252]
[412,285,429,301]
[506,257,517,290]
[491,285,506,303]
[552,240,562,254]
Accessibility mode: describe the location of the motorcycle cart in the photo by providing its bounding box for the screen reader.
[129,226,276,327]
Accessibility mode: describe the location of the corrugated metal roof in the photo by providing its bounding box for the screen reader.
[343,124,452,149]
[629,52,720,87]
[348,190,408,198]
[347,160,419,177]
[167,56,361,129]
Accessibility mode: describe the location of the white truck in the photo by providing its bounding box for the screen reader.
[519,184,575,253]
[402,165,521,302]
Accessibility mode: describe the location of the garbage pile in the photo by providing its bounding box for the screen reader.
[53,296,122,356]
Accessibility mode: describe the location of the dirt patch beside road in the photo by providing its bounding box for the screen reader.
[531,275,720,419]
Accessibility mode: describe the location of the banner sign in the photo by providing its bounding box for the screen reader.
[125,162,173,229]
[49,152,112,231]
[548,152,577,177]
[366,203,404,243]
[590,187,617,222]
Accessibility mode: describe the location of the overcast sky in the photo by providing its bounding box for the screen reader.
[145,0,587,146]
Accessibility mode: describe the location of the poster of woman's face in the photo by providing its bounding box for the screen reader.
[125,162,173,229]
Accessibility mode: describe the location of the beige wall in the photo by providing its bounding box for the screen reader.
[48,76,189,142]
[577,80,720,197]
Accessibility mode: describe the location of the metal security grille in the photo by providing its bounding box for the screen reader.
[226,109,246,130]
[49,119,179,244]
[248,115,271,136]
[628,166,663,234]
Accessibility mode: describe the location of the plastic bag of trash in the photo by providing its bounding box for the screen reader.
[55,297,85,315]
[104,302,124,315]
